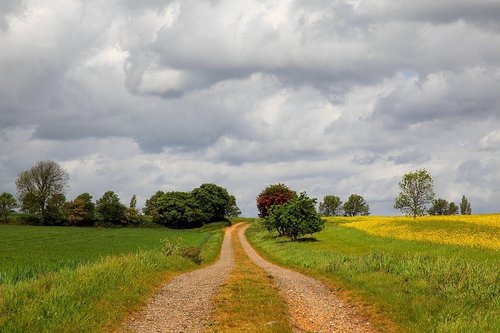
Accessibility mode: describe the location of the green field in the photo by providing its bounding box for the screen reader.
[0,223,225,332]
[247,217,500,333]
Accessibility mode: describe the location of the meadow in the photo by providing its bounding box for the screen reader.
[247,215,500,332]
[0,223,225,332]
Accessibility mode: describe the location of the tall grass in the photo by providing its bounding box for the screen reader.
[247,220,500,332]
[0,224,224,332]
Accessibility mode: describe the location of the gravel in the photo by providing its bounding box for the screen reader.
[122,224,236,333]
[238,224,377,333]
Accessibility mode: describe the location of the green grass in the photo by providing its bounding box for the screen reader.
[0,223,225,332]
[246,219,500,333]
[0,223,224,285]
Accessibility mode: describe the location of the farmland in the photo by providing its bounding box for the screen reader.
[247,215,500,332]
[0,224,224,332]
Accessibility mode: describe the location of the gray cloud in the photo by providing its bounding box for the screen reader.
[1,0,499,215]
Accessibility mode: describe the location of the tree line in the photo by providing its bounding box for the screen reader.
[255,169,473,241]
[0,160,240,228]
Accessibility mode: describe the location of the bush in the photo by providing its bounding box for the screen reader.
[153,192,205,228]
[264,192,324,241]
[256,183,297,218]
[178,247,202,265]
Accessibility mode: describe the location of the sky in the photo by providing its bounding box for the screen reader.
[1,0,500,216]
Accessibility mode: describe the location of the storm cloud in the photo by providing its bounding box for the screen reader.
[1,0,499,215]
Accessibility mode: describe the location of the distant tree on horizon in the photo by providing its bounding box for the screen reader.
[343,194,370,216]
[460,195,472,215]
[0,192,17,220]
[318,195,343,216]
[15,160,69,224]
[394,169,435,218]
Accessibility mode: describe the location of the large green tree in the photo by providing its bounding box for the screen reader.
[318,195,343,216]
[394,169,435,218]
[428,198,450,215]
[256,183,297,218]
[192,183,233,222]
[343,194,370,216]
[154,191,205,228]
[96,191,126,224]
[0,192,17,220]
[264,192,324,241]
[15,160,69,223]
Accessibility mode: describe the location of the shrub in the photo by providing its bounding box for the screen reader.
[264,192,324,241]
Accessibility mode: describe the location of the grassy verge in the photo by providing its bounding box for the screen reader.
[207,225,291,333]
[246,220,499,332]
[0,224,224,332]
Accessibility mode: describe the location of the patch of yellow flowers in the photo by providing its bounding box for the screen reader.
[337,215,500,250]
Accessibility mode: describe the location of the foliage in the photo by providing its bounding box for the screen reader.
[460,195,472,215]
[43,193,67,225]
[65,193,95,226]
[0,192,17,220]
[143,190,165,218]
[318,194,343,216]
[191,183,233,222]
[394,169,435,218]
[428,198,459,215]
[256,183,297,218]
[448,202,459,215]
[153,191,205,228]
[226,195,242,217]
[15,160,69,224]
[95,191,126,225]
[264,192,324,241]
[124,195,141,225]
[343,194,370,216]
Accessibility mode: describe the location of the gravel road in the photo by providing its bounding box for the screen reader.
[122,224,236,333]
[238,224,376,333]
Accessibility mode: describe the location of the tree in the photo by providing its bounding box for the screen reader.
[44,194,67,225]
[153,191,204,228]
[264,192,324,241]
[318,195,343,216]
[143,190,165,218]
[343,194,370,216]
[428,198,450,215]
[256,183,297,218]
[192,183,233,222]
[448,202,459,215]
[125,194,141,225]
[15,160,69,223]
[226,195,242,217]
[460,195,472,215]
[65,193,95,226]
[0,192,17,220]
[96,191,126,224]
[394,169,435,218]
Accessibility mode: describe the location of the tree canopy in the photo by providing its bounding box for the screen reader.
[0,192,17,220]
[96,191,126,224]
[318,195,343,216]
[264,192,324,241]
[256,183,297,218]
[343,194,370,216]
[460,195,472,215]
[394,169,435,218]
[15,160,69,223]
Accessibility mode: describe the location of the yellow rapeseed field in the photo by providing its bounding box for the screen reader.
[337,214,500,250]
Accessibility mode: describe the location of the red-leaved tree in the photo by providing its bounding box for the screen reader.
[256,183,297,218]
